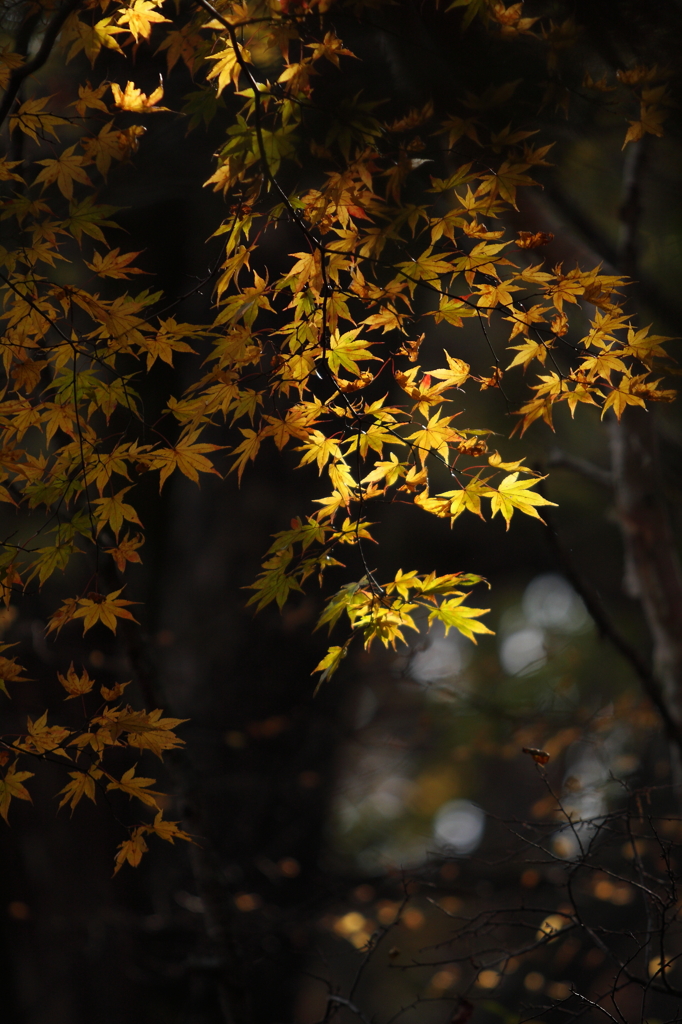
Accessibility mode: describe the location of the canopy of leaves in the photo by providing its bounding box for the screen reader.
[0,0,677,871]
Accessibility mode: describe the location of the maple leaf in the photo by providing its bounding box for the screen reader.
[9,96,69,143]
[113,828,148,874]
[116,707,187,758]
[140,320,197,369]
[516,231,554,249]
[306,31,356,66]
[0,762,34,823]
[33,144,92,199]
[297,431,343,472]
[156,25,203,74]
[476,161,536,208]
[437,475,492,521]
[85,248,147,279]
[230,428,263,483]
[488,473,557,528]
[447,0,491,29]
[146,811,192,844]
[206,41,251,96]
[80,122,146,179]
[623,103,667,149]
[545,267,584,311]
[396,248,455,295]
[100,681,131,702]
[116,0,171,43]
[66,16,125,65]
[507,337,552,371]
[72,589,139,635]
[64,196,120,243]
[57,662,95,699]
[46,597,79,637]
[106,765,162,808]
[504,303,549,341]
[19,711,71,757]
[57,767,102,814]
[92,487,143,539]
[0,155,25,184]
[475,280,521,309]
[327,329,379,377]
[312,644,349,685]
[601,375,647,419]
[0,645,29,698]
[71,81,110,117]
[452,240,512,285]
[11,358,46,394]
[111,80,171,113]
[104,533,144,572]
[406,410,462,464]
[580,347,628,383]
[0,48,23,90]
[623,325,674,367]
[427,595,493,642]
[148,431,223,491]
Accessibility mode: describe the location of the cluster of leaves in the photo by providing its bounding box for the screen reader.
[0,0,676,868]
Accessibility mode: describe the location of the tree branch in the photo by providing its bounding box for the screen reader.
[543,511,682,751]
[548,449,613,489]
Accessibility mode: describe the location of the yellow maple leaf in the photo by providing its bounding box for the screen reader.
[19,711,71,756]
[0,645,29,698]
[106,765,162,808]
[116,0,171,43]
[0,762,34,823]
[81,121,146,179]
[72,589,139,635]
[111,80,170,113]
[57,662,95,699]
[117,707,187,758]
[205,41,251,96]
[92,487,143,539]
[406,410,462,464]
[489,472,557,528]
[66,17,125,65]
[146,811,192,843]
[9,95,69,143]
[85,248,146,279]
[312,644,348,685]
[296,430,343,473]
[601,376,647,419]
[100,681,131,702]
[57,767,102,814]
[71,81,110,117]
[148,430,223,491]
[427,595,493,642]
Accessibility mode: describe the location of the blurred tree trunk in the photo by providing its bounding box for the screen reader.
[152,465,349,1024]
[609,139,682,761]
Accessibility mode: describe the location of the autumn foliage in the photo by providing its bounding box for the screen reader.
[0,0,677,870]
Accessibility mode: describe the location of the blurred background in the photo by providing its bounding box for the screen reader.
[1,2,682,1022]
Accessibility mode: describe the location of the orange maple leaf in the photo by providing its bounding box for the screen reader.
[104,533,144,572]
[113,827,148,874]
